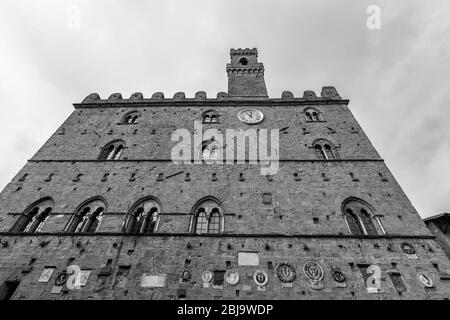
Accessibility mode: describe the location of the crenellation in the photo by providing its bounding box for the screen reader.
[129,92,143,100]
[82,93,101,103]
[108,93,122,101]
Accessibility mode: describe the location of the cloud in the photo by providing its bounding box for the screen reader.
[0,0,449,217]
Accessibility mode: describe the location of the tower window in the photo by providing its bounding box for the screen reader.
[313,139,339,160]
[191,197,223,234]
[304,108,323,122]
[202,140,220,162]
[65,198,106,233]
[124,198,160,233]
[202,110,220,123]
[121,111,141,124]
[124,197,160,234]
[10,198,54,233]
[343,198,383,236]
[344,208,364,235]
[238,57,248,65]
[99,140,126,160]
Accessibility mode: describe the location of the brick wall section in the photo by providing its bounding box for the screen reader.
[0,161,431,236]
[0,235,449,300]
[30,103,380,161]
[1,48,450,299]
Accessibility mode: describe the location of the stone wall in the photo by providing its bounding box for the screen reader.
[0,235,449,300]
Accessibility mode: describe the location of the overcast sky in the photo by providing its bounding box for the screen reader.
[0,0,449,218]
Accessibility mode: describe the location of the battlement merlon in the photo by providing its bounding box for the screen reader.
[77,87,344,105]
[230,48,258,56]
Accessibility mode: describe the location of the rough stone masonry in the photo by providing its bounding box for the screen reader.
[0,48,449,300]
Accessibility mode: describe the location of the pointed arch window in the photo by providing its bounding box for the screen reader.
[344,208,364,235]
[202,140,221,162]
[343,198,384,236]
[313,139,339,160]
[123,198,160,234]
[304,108,323,122]
[65,198,106,233]
[121,111,141,124]
[99,140,125,160]
[360,208,378,235]
[202,110,220,123]
[190,198,224,234]
[10,198,54,233]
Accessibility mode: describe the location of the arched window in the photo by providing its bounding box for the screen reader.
[343,198,382,236]
[65,198,106,233]
[202,110,220,123]
[344,208,364,235]
[123,197,161,234]
[239,57,248,66]
[304,108,323,122]
[360,208,378,235]
[202,140,220,162]
[190,197,223,234]
[10,198,54,233]
[313,139,339,160]
[122,111,140,124]
[98,140,125,160]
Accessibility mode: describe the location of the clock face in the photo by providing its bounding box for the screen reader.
[238,109,264,124]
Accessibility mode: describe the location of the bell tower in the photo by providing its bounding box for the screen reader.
[227,48,268,98]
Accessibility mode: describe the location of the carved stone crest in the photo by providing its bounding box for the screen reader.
[55,272,68,286]
[275,262,296,283]
[201,271,212,283]
[303,261,324,283]
[331,269,346,283]
[417,272,434,288]
[225,270,240,286]
[253,270,268,286]
[180,269,191,282]
[401,242,416,255]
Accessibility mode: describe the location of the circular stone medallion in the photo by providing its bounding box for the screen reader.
[225,270,240,286]
[55,272,69,286]
[201,271,212,283]
[401,242,416,255]
[332,269,346,283]
[303,261,324,282]
[275,263,296,283]
[253,270,269,286]
[417,272,434,288]
[180,270,191,282]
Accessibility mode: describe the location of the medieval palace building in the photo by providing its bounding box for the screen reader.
[0,48,449,300]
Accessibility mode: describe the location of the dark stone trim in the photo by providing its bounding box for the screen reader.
[28,159,385,163]
[0,232,435,239]
[7,212,190,216]
[73,99,350,109]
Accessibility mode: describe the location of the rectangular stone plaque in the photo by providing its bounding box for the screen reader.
[367,287,379,294]
[140,274,166,288]
[51,285,62,294]
[79,270,91,287]
[238,252,259,266]
[38,267,55,283]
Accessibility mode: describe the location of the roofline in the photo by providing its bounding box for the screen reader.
[423,212,450,222]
